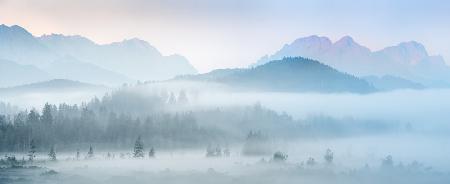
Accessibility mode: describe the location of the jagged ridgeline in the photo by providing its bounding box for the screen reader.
[176,57,376,93]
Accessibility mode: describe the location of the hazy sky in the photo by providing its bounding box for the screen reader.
[1,0,449,72]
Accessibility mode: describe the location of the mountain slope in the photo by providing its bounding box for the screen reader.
[0,79,106,95]
[179,57,375,93]
[0,59,52,87]
[0,24,57,66]
[38,34,198,80]
[43,56,132,86]
[0,24,198,86]
[255,35,450,87]
[363,75,425,91]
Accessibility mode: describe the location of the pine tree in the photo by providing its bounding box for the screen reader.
[133,136,144,158]
[306,157,316,166]
[48,146,56,161]
[28,139,37,161]
[167,92,177,105]
[324,148,334,164]
[76,149,80,160]
[148,147,155,158]
[87,145,94,159]
[273,151,288,162]
[41,103,53,125]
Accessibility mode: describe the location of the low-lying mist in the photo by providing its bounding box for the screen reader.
[1,81,450,184]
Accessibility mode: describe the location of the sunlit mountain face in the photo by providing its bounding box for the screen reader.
[1,1,450,184]
[255,35,450,87]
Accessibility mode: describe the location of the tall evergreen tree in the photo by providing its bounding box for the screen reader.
[167,92,177,105]
[28,139,37,161]
[87,145,94,159]
[76,149,80,160]
[133,136,144,158]
[41,103,53,125]
[148,147,155,158]
[324,148,334,164]
[48,146,56,161]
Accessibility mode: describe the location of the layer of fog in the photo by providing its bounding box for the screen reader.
[0,89,110,111]
[2,81,450,184]
[3,136,450,184]
[195,89,450,129]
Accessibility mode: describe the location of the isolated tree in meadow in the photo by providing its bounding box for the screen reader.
[133,136,144,158]
[149,147,155,158]
[87,145,94,159]
[28,139,37,161]
[48,146,56,161]
[324,148,334,164]
[76,149,80,160]
[215,145,222,157]
[382,155,394,168]
[273,151,288,162]
[307,157,316,166]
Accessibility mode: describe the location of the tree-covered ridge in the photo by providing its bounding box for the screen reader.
[177,57,375,93]
[0,86,400,152]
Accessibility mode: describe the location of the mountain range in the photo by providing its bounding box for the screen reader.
[0,79,106,96]
[0,24,197,87]
[255,35,450,87]
[177,57,375,93]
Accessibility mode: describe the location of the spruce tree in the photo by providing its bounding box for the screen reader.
[324,148,334,164]
[41,103,53,125]
[167,92,177,105]
[76,149,80,160]
[48,146,56,161]
[87,145,94,159]
[133,136,144,158]
[148,147,155,158]
[28,139,37,161]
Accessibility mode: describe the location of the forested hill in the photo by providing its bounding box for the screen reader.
[177,57,376,93]
[0,79,106,95]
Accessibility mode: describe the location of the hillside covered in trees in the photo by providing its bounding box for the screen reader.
[176,57,375,93]
[0,85,400,152]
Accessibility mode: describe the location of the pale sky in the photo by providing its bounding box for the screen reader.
[1,0,449,72]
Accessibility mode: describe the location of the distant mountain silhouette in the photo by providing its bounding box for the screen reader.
[39,34,198,80]
[363,75,425,91]
[44,56,132,86]
[0,59,52,87]
[0,24,198,86]
[0,79,106,95]
[255,35,450,87]
[178,57,375,93]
